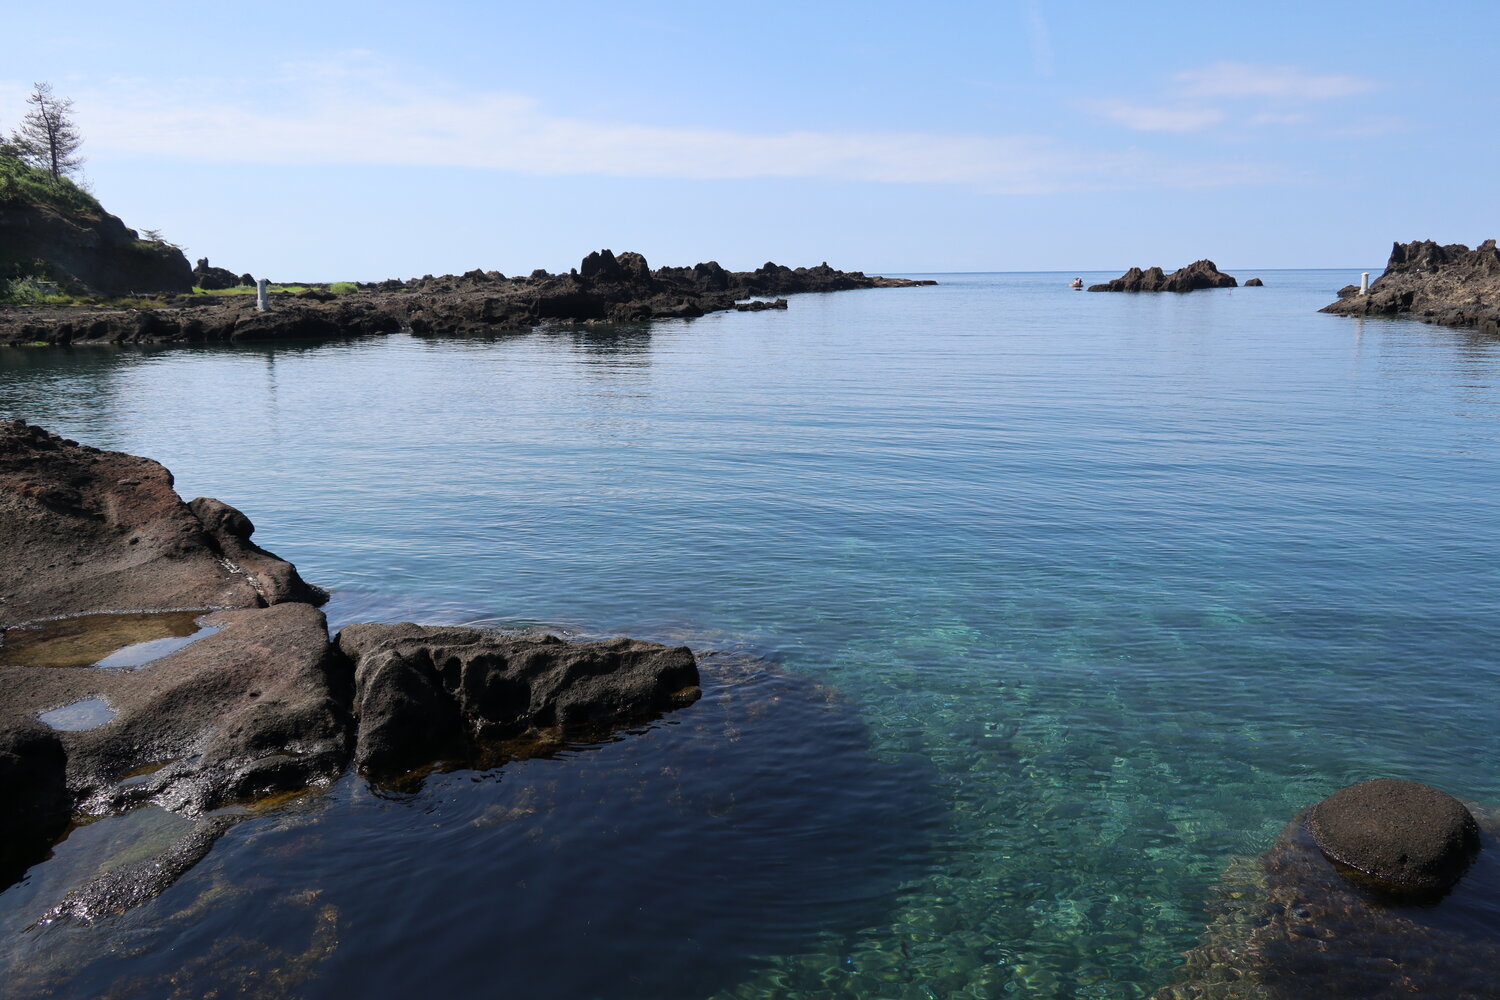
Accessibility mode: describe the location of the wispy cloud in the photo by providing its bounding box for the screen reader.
[1023,0,1055,79]
[1085,100,1226,133]
[25,60,1278,195]
[1175,62,1377,101]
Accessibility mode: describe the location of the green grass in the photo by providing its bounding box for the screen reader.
[191,284,312,296]
[0,154,104,215]
[328,282,358,294]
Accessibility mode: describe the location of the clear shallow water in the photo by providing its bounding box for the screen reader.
[4,271,1500,997]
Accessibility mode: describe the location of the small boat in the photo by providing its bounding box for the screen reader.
[1069,278,1083,289]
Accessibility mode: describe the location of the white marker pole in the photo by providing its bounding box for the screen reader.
[1359,272,1370,296]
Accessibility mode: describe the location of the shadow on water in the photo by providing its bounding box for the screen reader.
[0,650,944,1000]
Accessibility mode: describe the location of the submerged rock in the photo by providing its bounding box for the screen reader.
[337,623,701,780]
[1154,787,1500,999]
[0,419,322,627]
[1310,778,1479,895]
[1089,260,1238,293]
[0,718,70,886]
[1320,239,1500,334]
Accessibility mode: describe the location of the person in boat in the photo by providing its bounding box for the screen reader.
[1069,277,1083,288]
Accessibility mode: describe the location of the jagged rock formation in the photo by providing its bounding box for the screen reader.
[0,162,191,296]
[1320,239,1500,334]
[337,623,701,780]
[191,258,253,291]
[0,249,936,346]
[1089,259,1238,293]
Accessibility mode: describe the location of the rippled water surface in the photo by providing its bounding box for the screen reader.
[4,270,1500,997]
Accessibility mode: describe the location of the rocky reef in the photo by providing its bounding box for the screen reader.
[1089,260,1238,293]
[0,421,701,904]
[1320,239,1500,335]
[0,249,935,346]
[1154,779,1500,999]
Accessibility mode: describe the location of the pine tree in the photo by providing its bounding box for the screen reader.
[12,83,84,181]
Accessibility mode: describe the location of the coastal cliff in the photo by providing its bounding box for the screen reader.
[0,157,191,297]
[1321,239,1500,334]
[0,249,935,346]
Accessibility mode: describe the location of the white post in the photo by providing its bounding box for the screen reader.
[256,278,271,312]
[1359,272,1370,296]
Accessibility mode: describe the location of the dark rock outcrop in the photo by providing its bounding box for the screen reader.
[1089,259,1238,293]
[1154,795,1500,1000]
[337,623,702,779]
[0,419,322,627]
[1244,277,1264,287]
[0,717,71,886]
[734,298,788,311]
[191,258,248,291]
[1310,778,1479,895]
[2,249,936,346]
[1320,239,1500,334]
[0,199,190,297]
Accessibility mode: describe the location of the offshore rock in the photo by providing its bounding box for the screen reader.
[2,249,936,346]
[337,623,702,780]
[1089,259,1238,293]
[0,420,322,627]
[1320,239,1500,334]
[1153,795,1500,1000]
[1309,778,1478,895]
[1244,278,1264,287]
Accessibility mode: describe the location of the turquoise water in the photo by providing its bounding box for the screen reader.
[4,271,1500,997]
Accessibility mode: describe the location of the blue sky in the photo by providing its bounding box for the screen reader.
[3,1,1494,278]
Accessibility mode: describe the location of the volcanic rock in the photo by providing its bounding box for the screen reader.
[1244,277,1264,287]
[1320,239,1500,334]
[192,258,244,291]
[337,623,702,779]
[0,717,70,886]
[0,420,322,627]
[1309,778,1479,894]
[1089,259,1238,293]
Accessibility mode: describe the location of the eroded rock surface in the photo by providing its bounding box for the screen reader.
[1320,239,1500,334]
[0,249,936,346]
[0,420,322,627]
[337,623,701,779]
[1089,260,1238,293]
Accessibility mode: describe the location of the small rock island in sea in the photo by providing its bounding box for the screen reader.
[0,419,703,914]
[1321,238,1500,335]
[1088,259,1238,293]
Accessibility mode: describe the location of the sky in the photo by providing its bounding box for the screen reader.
[2,0,1495,279]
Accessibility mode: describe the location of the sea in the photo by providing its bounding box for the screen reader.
[3,269,1499,998]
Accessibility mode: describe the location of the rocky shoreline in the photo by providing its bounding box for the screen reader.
[1088,259,1240,293]
[1320,239,1500,335]
[0,249,934,347]
[0,419,702,909]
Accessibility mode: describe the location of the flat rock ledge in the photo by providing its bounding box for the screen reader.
[1088,260,1237,293]
[1321,239,1500,335]
[0,249,936,347]
[0,424,703,907]
[1153,782,1498,1000]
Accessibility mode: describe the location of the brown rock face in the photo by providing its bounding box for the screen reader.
[0,199,191,296]
[337,623,702,780]
[1310,778,1479,894]
[1089,259,1238,293]
[0,419,322,627]
[1320,239,1500,334]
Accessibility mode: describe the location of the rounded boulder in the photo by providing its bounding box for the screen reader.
[1309,778,1480,894]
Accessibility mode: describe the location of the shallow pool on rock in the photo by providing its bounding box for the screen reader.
[37,698,116,731]
[0,610,218,669]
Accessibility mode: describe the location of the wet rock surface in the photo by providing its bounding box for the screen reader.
[0,249,937,346]
[337,622,702,780]
[1320,239,1500,334]
[0,419,320,627]
[1154,796,1500,1000]
[1089,259,1238,293]
[0,718,71,886]
[1309,778,1479,895]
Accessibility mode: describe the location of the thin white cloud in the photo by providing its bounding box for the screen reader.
[1174,61,1377,101]
[27,64,1277,195]
[1023,0,1055,79]
[1085,100,1226,133]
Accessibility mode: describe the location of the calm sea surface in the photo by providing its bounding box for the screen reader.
[4,270,1500,997]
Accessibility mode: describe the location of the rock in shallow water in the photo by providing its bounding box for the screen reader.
[1310,778,1479,895]
[337,623,702,780]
